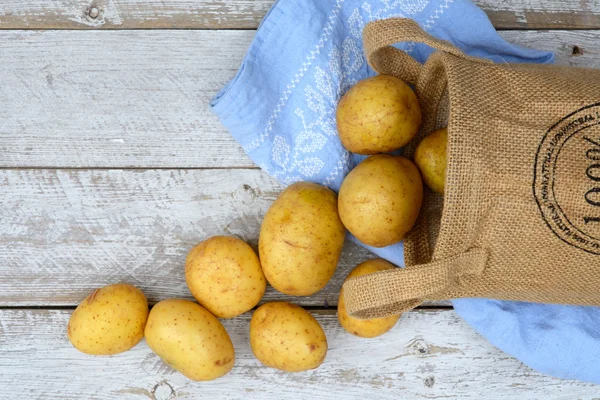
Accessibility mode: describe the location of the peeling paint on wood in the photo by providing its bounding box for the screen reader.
[0,168,383,307]
[0,309,598,399]
[476,0,600,29]
[0,0,598,30]
[0,30,255,169]
[1,1,599,396]
[0,167,451,307]
[0,30,599,168]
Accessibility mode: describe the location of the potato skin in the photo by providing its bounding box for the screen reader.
[259,182,345,296]
[414,127,448,194]
[145,299,235,381]
[336,75,422,154]
[250,302,327,372]
[67,283,148,355]
[185,236,266,318]
[338,259,401,338]
[338,155,423,247]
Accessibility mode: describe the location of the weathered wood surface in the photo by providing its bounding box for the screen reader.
[477,0,600,29]
[501,30,600,67]
[1,1,600,394]
[0,30,255,169]
[0,0,275,30]
[1,29,599,169]
[0,168,398,307]
[1,0,599,30]
[1,308,598,400]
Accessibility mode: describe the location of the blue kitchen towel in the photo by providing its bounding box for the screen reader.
[211,0,600,384]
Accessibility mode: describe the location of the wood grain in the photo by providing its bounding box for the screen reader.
[1,29,599,169]
[1,0,599,30]
[501,30,600,67]
[0,0,274,29]
[0,2,598,396]
[0,30,255,169]
[477,0,600,29]
[1,308,598,399]
[0,168,385,307]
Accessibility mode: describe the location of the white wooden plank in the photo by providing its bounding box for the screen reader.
[0,168,386,306]
[499,30,600,68]
[477,0,600,29]
[0,308,598,399]
[0,0,598,29]
[0,30,255,169]
[1,29,599,169]
[0,0,274,29]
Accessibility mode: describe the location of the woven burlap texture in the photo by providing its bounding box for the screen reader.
[343,18,600,319]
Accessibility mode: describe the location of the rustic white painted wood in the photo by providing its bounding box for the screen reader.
[1,1,599,395]
[0,168,380,306]
[0,0,274,29]
[477,0,600,29]
[1,0,598,29]
[501,30,600,67]
[0,309,598,399]
[0,30,256,169]
[1,29,599,169]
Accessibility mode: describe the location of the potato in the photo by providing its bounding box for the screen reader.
[338,154,423,247]
[185,236,266,318]
[414,127,448,194]
[336,75,421,154]
[338,259,401,338]
[145,299,235,381]
[259,182,345,296]
[250,302,327,372]
[67,283,148,355]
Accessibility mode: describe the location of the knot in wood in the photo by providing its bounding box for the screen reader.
[88,7,100,19]
[424,376,435,387]
[152,381,174,400]
[409,338,429,355]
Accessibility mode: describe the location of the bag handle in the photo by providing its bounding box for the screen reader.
[342,248,488,319]
[363,18,469,85]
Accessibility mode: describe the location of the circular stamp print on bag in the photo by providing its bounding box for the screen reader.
[534,102,600,255]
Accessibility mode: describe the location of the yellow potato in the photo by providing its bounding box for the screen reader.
[336,75,422,154]
[338,259,401,338]
[67,283,148,355]
[338,154,423,247]
[185,236,266,318]
[414,127,448,194]
[259,182,345,296]
[145,299,235,381]
[250,302,327,372]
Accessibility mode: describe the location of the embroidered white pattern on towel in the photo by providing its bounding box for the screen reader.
[253,0,450,187]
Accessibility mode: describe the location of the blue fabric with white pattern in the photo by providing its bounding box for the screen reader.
[211,0,600,383]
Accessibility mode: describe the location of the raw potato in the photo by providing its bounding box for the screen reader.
[338,154,423,247]
[67,283,148,355]
[336,75,422,154]
[145,299,235,381]
[185,236,266,318]
[250,302,327,372]
[259,182,345,296]
[338,259,401,338]
[414,127,448,194]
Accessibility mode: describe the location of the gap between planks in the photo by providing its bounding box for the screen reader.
[0,304,454,310]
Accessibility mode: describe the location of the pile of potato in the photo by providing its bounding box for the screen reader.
[67,74,447,381]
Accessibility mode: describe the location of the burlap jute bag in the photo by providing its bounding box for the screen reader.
[343,18,600,319]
